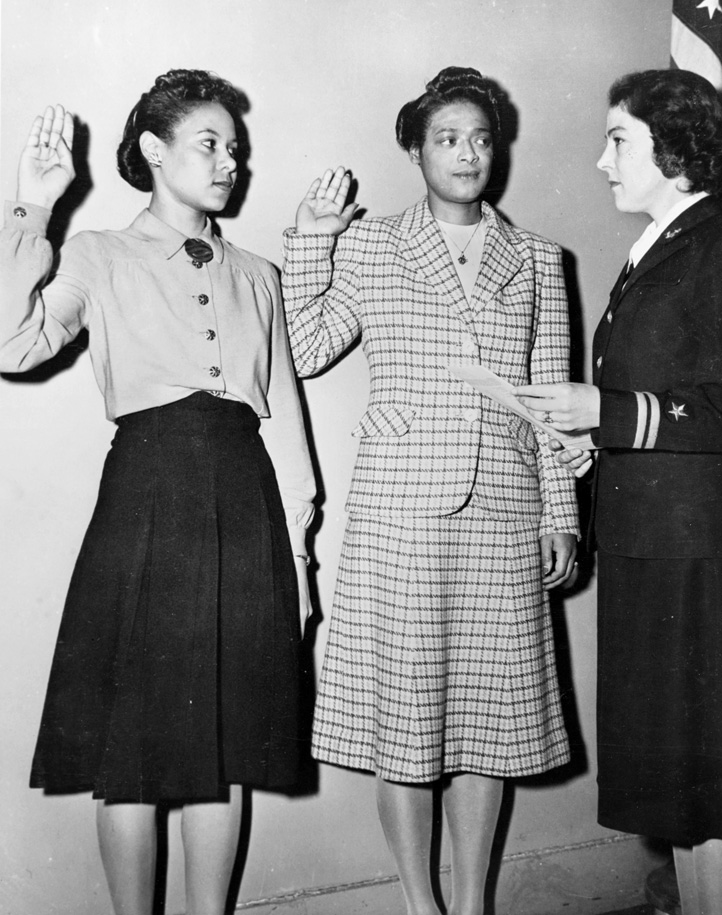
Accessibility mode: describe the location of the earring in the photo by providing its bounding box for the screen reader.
[148,152,162,168]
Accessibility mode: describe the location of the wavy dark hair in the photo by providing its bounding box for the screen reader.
[117,69,250,192]
[395,66,502,152]
[609,68,722,194]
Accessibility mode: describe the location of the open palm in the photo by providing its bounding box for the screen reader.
[295,166,358,235]
[18,104,76,209]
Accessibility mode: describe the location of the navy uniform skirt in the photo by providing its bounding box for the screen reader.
[30,393,301,803]
[597,550,722,844]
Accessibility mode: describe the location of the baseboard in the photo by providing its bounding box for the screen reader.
[233,833,667,915]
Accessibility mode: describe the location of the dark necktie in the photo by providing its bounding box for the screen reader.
[184,238,214,268]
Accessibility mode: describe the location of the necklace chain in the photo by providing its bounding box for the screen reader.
[439,219,483,264]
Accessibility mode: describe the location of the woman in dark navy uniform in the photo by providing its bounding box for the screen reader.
[516,69,722,914]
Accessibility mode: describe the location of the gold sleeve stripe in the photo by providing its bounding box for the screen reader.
[633,392,648,449]
[633,391,660,449]
[645,393,660,449]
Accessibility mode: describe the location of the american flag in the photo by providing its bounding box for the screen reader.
[672,0,722,87]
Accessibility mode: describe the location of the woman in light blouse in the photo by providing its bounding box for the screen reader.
[1,70,315,915]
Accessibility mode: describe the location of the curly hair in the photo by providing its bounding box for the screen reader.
[395,66,502,152]
[609,69,722,194]
[117,69,250,192]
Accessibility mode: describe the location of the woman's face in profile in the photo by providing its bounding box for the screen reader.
[410,101,493,216]
[597,105,680,221]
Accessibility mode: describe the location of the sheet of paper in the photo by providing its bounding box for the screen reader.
[448,363,597,451]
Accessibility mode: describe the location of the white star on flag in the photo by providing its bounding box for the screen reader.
[672,0,722,89]
[697,0,722,19]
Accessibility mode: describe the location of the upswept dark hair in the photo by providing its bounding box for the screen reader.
[117,69,250,192]
[609,68,722,194]
[395,66,502,152]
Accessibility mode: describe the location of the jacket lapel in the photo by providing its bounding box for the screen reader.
[606,260,633,312]
[472,202,523,313]
[618,196,720,301]
[624,233,691,290]
[398,198,477,328]
[398,197,525,331]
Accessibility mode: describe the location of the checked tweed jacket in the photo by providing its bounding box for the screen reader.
[282,197,578,537]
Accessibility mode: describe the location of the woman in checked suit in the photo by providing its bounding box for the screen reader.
[517,69,722,914]
[282,67,578,915]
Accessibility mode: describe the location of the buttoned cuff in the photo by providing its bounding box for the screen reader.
[4,201,52,236]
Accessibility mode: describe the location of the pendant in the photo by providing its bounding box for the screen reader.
[458,254,467,265]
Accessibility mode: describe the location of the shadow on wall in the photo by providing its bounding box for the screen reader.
[483,76,519,211]
[2,118,94,383]
[560,244,596,603]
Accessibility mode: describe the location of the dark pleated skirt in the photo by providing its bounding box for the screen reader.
[597,550,722,844]
[30,393,301,802]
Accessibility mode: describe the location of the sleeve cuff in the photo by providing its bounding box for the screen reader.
[598,388,661,449]
[4,201,52,236]
[286,522,309,556]
[282,228,336,255]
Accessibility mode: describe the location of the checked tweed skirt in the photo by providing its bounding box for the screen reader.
[30,393,301,802]
[311,502,570,781]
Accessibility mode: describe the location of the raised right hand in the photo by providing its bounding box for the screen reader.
[17,104,75,210]
[295,166,358,235]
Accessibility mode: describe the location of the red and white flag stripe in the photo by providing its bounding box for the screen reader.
[671,0,722,87]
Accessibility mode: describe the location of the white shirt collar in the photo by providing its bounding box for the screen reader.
[128,209,225,262]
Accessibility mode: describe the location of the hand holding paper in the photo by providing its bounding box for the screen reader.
[514,380,600,440]
[448,363,597,452]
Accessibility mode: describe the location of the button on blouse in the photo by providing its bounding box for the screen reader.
[0,202,315,548]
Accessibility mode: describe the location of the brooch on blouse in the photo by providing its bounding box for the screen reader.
[184,238,214,268]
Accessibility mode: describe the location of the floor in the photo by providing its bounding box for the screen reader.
[601,907,657,915]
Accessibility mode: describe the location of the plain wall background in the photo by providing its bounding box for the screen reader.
[1,2,671,913]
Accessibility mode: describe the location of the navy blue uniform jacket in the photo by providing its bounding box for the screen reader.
[592,195,722,558]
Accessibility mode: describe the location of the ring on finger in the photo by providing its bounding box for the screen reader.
[543,411,553,424]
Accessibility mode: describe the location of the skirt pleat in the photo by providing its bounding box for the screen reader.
[30,393,301,802]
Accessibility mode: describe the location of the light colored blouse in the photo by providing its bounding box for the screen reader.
[0,202,315,550]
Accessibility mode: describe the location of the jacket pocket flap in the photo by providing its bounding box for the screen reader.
[507,413,538,452]
[352,405,416,438]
